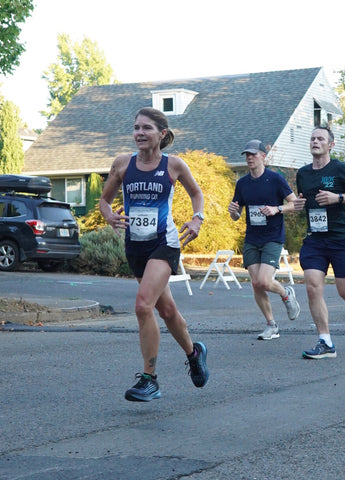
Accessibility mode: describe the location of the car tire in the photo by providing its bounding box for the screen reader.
[0,240,20,271]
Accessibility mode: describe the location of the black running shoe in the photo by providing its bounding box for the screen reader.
[186,342,209,388]
[125,373,162,402]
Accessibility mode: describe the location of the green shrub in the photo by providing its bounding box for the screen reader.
[174,150,246,254]
[86,172,103,213]
[69,226,132,276]
[284,211,307,253]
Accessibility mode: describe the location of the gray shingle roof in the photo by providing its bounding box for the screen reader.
[24,67,322,175]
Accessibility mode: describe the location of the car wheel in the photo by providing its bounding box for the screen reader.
[37,260,63,272]
[0,240,20,271]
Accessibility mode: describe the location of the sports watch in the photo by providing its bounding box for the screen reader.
[277,206,283,213]
[339,194,344,204]
[192,212,204,222]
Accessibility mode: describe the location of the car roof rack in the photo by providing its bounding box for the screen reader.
[0,174,52,195]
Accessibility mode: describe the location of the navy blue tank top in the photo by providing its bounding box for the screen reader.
[122,154,180,255]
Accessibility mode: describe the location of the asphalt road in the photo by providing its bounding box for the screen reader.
[1,270,345,479]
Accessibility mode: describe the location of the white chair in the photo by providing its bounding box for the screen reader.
[199,250,242,290]
[273,247,294,285]
[169,254,193,295]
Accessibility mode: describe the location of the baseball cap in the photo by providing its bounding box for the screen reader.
[241,139,267,155]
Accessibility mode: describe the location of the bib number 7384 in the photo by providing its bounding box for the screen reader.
[129,207,158,241]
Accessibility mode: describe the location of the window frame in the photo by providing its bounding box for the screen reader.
[50,177,85,207]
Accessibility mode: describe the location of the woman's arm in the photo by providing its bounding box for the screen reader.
[169,155,204,247]
[99,155,130,232]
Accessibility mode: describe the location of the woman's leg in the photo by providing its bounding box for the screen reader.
[155,284,194,355]
[135,258,174,374]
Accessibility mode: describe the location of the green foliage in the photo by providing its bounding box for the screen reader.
[68,226,132,277]
[334,69,345,160]
[284,211,307,253]
[175,150,246,254]
[86,173,103,213]
[77,202,108,234]
[0,0,34,76]
[41,33,117,120]
[0,98,24,173]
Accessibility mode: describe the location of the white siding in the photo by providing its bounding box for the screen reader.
[267,68,345,169]
[151,88,198,115]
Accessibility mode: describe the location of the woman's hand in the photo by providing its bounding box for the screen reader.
[107,206,129,236]
[179,218,202,247]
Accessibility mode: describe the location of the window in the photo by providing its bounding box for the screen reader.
[163,97,174,112]
[67,178,83,205]
[314,99,334,127]
[7,200,27,217]
[51,179,65,202]
[38,204,75,222]
[151,88,198,115]
[314,100,321,126]
[0,201,6,217]
[50,178,85,206]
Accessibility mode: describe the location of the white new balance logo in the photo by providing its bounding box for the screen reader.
[154,171,164,176]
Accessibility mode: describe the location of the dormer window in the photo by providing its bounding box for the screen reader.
[151,88,198,116]
[163,97,174,113]
[314,98,342,127]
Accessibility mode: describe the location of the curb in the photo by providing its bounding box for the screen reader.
[0,296,100,325]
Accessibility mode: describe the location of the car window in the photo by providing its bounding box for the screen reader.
[0,201,6,217]
[38,204,75,222]
[7,200,28,217]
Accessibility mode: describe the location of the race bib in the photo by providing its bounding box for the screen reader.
[129,207,158,241]
[249,205,267,226]
[309,208,328,232]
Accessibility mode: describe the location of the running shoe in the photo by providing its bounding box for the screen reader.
[282,285,300,321]
[302,339,337,359]
[257,324,280,340]
[186,341,209,388]
[125,373,161,402]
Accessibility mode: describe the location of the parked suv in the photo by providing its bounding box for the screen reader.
[0,175,81,272]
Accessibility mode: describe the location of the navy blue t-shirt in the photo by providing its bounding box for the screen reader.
[232,168,292,245]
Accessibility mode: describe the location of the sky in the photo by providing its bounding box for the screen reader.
[0,0,344,130]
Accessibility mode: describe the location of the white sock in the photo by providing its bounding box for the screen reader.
[319,334,333,347]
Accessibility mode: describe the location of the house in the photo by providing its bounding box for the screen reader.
[23,67,345,215]
[19,127,38,151]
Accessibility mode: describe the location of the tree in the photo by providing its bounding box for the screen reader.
[41,34,117,120]
[0,0,34,76]
[334,69,345,161]
[0,97,24,174]
[174,150,245,254]
[86,173,103,213]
